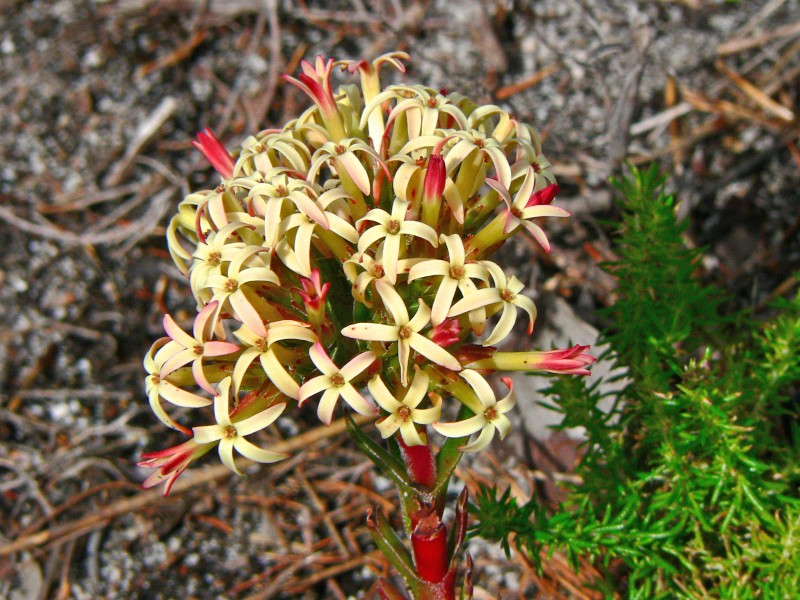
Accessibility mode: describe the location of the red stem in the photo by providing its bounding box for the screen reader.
[411,512,449,583]
[397,435,437,489]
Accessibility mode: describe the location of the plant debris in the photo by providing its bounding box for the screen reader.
[1,1,798,597]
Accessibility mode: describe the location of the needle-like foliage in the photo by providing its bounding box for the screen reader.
[470,164,800,597]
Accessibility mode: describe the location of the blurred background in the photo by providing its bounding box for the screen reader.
[1,1,798,598]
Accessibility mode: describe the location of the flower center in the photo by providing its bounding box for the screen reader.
[330,373,346,387]
[398,325,413,339]
[500,288,515,303]
[387,219,401,235]
[207,252,221,266]
[255,337,268,352]
[275,185,288,197]
[484,406,498,421]
[415,156,426,167]
[150,374,161,385]
[449,265,465,280]
[510,207,523,219]
[427,97,438,108]
[334,144,346,155]
[373,264,385,278]
[397,406,411,421]
[193,345,204,355]
[225,278,238,292]
[223,425,237,439]
[474,138,485,149]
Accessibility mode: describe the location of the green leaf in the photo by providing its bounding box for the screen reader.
[345,414,417,498]
[367,508,420,591]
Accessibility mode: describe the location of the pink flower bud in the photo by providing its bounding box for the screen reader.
[192,128,235,179]
[422,153,446,204]
[298,269,330,311]
[139,439,212,496]
[529,344,595,375]
[282,56,345,140]
[526,183,560,207]
[430,318,461,347]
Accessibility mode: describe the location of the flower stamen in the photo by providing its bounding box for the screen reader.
[449,265,465,280]
[500,288,515,302]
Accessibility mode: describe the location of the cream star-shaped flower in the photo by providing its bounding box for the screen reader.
[247,172,327,253]
[159,300,240,395]
[192,377,289,475]
[189,221,249,305]
[362,86,468,142]
[356,198,438,283]
[342,281,461,385]
[338,52,410,149]
[343,249,421,307]
[368,368,442,446]
[232,320,317,400]
[447,261,537,346]
[485,165,569,253]
[408,233,489,327]
[444,129,513,200]
[308,138,387,198]
[237,132,310,177]
[144,337,212,436]
[298,343,378,425]
[206,245,280,337]
[276,204,358,276]
[432,370,515,453]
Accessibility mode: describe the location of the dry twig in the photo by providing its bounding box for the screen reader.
[715,59,795,122]
[495,64,562,101]
[0,414,373,557]
[717,19,800,56]
[102,97,179,187]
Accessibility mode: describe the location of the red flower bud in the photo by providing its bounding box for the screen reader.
[422,154,446,204]
[526,183,560,207]
[298,269,330,311]
[429,318,461,347]
[192,128,234,178]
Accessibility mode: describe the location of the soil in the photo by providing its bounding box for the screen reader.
[1,0,798,598]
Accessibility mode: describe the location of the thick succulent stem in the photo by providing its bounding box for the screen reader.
[411,509,450,583]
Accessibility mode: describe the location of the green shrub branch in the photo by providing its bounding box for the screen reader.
[470,164,800,598]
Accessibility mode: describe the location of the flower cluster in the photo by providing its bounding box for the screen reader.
[140,53,593,493]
